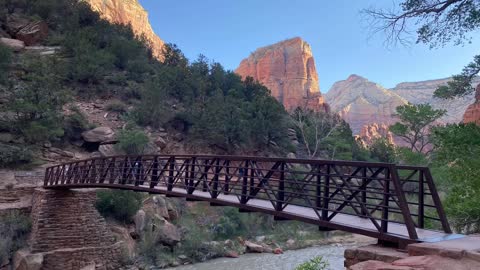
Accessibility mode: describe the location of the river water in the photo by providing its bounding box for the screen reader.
[167,244,348,270]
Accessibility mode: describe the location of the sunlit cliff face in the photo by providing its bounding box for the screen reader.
[84,0,165,60]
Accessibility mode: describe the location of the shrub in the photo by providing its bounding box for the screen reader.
[63,107,91,141]
[0,44,11,83]
[96,190,143,223]
[105,100,128,113]
[115,129,149,155]
[0,143,33,167]
[0,210,32,263]
[295,256,329,270]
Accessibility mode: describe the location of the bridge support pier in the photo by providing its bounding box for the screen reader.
[15,188,122,270]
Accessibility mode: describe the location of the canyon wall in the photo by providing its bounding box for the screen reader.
[463,84,480,125]
[235,37,328,112]
[325,75,407,134]
[85,0,165,60]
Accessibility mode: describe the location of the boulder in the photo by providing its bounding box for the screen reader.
[155,218,181,246]
[133,209,146,235]
[274,248,283,254]
[0,37,25,51]
[81,127,115,143]
[0,132,13,143]
[224,251,239,258]
[16,21,48,46]
[99,144,120,157]
[154,137,167,149]
[286,239,296,249]
[244,241,264,253]
[6,14,30,35]
[109,225,137,258]
[14,249,43,270]
[349,260,413,270]
[151,195,170,219]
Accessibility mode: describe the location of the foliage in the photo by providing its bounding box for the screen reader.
[431,123,480,233]
[389,103,445,153]
[115,129,149,155]
[0,210,32,264]
[63,107,91,141]
[369,138,397,163]
[0,143,33,167]
[291,108,356,159]
[0,44,11,83]
[8,56,68,143]
[364,0,480,98]
[105,100,128,113]
[295,256,329,270]
[434,55,480,98]
[96,190,143,223]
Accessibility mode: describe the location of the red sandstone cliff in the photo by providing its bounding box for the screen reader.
[85,0,165,60]
[356,123,394,147]
[235,37,328,112]
[463,84,480,125]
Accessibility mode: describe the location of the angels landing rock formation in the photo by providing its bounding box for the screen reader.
[463,84,480,125]
[85,0,165,60]
[235,37,328,112]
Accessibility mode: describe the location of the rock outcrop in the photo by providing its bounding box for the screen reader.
[235,37,328,112]
[325,75,408,134]
[463,84,480,125]
[356,123,394,147]
[84,0,165,60]
[392,77,480,125]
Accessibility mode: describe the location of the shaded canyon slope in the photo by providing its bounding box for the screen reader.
[326,75,480,136]
[235,37,328,112]
[84,0,165,60]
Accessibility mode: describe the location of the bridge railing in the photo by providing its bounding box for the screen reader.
[43,155,451,240]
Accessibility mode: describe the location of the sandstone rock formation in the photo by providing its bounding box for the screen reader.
[463,84,480,125]
[325,75,408,134]
[391,77,480,124]
[356,123,394,147]
[84,0,165,60]
[235,37,328,112]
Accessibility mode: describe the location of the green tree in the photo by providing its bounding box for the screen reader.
[431,123,480,233]
[389,103,445,153]
[369,138,397,163]
[364,0,480,98]
[96,190,143,223]
[9,56,68,142]
[116,129,149,155]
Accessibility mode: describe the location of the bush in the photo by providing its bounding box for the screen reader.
[96,190,143,223]
[115,129,149,155]
[0,143,33,167]
[0,210,32,263]
[105,100,128,113]
[0,44,11,83]
[63,107,91,141]
[295,256,329,270]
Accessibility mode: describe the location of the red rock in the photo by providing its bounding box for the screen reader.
[224,251,239,258]
[356,123,394,147]
[273,248,283,254]
[0,37,25,51]
[349,260,414,270]
[244,240,264,253]
[463,84,480,125]
[85,0,165,60]
[16,21,48,46]
[235,37,328,112]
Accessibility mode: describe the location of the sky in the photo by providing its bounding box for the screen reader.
[139,0,480,93]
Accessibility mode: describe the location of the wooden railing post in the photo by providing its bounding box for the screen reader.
[322,164,330,220]
[276,162,285,211]
[241,160,249,204]
[418,170,425,229]
[167,157,175,191]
